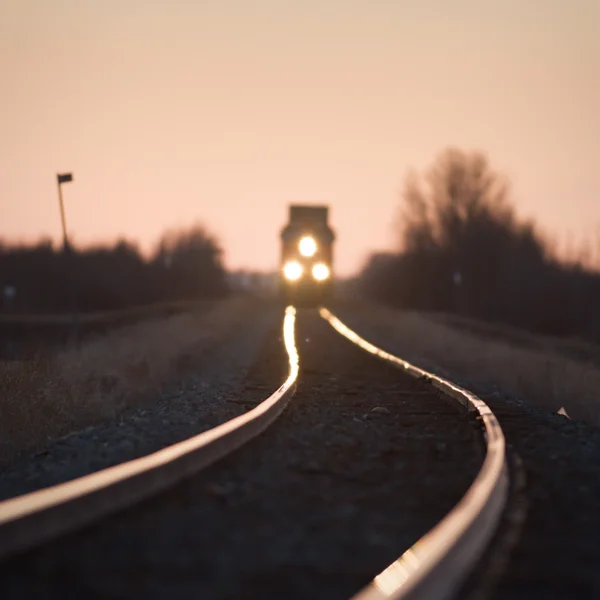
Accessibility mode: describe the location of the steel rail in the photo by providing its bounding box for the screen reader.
[0,306,299,561]
[319,308,508,600]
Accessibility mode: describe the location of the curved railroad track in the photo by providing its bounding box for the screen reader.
[0,306,508,599]
[320,309,508,599]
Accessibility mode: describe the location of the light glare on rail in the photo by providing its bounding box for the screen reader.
[283,305,299,380]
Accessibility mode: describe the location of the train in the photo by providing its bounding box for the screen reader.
[280,204,335,307]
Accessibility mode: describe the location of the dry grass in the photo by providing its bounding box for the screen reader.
[349,303,600,428]
[429,312,600,369]
[0,295,263,466]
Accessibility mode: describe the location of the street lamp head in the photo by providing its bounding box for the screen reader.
[57,173,73,184]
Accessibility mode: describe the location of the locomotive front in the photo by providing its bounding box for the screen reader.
[280,205,335,307]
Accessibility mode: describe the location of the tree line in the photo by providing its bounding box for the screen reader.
[360,148,600,341]
[0,225,228,314]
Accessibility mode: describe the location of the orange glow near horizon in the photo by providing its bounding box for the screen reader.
[1,1,599,275]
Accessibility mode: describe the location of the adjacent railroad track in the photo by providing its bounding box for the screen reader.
[0,306,508,599]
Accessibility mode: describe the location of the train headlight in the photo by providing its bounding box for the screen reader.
[312,263,330,281]
[299,236,317,257]
[283,261,303,281]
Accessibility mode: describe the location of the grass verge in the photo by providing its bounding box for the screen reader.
[0,295,263,466]
[341,302,600,428]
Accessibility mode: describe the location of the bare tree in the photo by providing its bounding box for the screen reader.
[366,147,553,324]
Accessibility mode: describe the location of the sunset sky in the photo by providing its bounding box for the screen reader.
[2,0,599,275]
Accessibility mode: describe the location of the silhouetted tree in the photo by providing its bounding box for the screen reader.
[0,224,228,314]
[361,147,600,341]
[152,224,227,300]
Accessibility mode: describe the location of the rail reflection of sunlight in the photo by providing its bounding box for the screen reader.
[283,306,299,383]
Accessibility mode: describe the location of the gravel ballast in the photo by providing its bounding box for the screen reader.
[0,309,484,599]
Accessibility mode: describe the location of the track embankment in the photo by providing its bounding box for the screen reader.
[332,300,600,599]
[0,295,272,468]
[0,309,484,599]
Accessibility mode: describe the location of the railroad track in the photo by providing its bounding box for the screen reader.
[0,306,508,599]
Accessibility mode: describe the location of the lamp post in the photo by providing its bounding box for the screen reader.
[57,172,78,336]
[57,173,73,251]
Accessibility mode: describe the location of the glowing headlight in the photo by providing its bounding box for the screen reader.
[312,263,330,281]
[283,261,303,281]
[299,236,317,257]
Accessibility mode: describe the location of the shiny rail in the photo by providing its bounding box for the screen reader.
[0,306,299,561]
[320,308,508,600]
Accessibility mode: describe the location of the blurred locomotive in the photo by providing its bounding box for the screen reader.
[280,204,335,306]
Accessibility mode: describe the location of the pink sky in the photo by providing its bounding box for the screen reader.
[2,0,599,275]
